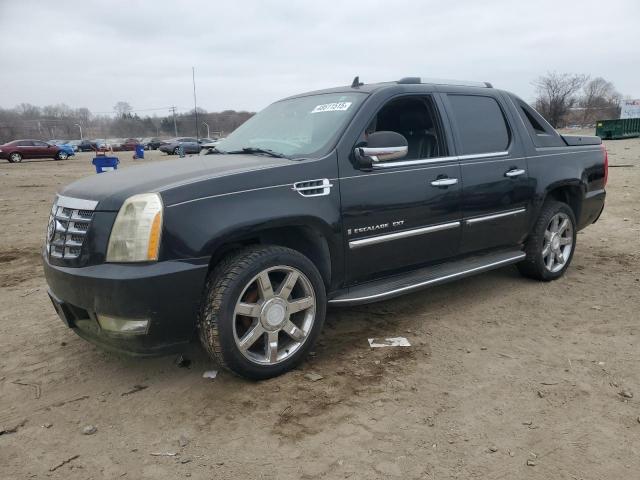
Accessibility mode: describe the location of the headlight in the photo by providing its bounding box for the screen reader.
[106,193,163,262]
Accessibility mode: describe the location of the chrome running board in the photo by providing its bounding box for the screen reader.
[329,249,525,306]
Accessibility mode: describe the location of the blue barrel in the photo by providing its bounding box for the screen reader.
[92,156,119,173]
[134,144,145,159]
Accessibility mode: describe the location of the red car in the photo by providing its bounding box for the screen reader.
[113,138,141,151]
[0,139,69,163]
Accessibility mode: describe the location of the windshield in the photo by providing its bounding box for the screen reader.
[216,92,366,158]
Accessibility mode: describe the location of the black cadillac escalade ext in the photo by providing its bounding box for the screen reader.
[43,77,607,379]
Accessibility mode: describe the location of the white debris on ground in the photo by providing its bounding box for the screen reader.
[202,370,218,379]
[368,337,411,348]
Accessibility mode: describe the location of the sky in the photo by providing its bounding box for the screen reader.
[1,0,639,116]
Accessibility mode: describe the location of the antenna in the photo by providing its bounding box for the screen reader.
[351,76,363,88]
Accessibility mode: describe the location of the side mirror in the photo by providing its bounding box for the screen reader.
[354,131,408,168]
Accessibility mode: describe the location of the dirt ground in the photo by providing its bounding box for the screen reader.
[1,137,639,479]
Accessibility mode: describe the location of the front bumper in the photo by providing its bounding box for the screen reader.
[43,253,209,356]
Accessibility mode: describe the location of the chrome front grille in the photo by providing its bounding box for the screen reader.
[46,195,98,260]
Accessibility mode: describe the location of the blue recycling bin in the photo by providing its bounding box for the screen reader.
[92,156,119,173]
[134,144,145,159]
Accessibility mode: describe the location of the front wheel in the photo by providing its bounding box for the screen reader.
[199,246,326,380]
[8,152,22,163]
[518,201,577,281]
[56,151,68,160]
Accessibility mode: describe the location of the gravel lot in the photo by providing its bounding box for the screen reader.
[1,137,639,479]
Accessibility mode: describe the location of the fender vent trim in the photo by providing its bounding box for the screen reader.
[292,178,333,197]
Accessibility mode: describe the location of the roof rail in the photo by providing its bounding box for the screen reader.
[397,77,493,88]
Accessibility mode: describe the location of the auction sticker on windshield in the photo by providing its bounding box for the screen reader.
[311,102,352,113]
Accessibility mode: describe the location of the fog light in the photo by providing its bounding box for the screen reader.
[97,314,149,334]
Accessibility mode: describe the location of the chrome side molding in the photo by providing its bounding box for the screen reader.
[372,151,509,170]
[349,221,460,249]
[465,208,526,225]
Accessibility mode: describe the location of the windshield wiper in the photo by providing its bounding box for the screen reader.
[226,147,289,159]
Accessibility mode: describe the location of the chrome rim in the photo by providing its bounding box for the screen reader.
[59,153,68,159]
[10,153,21,162]
[233,265,316,365]
[543,212,573,273]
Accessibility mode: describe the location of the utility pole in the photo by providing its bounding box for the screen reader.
[170,106,178,137]
[192,67,199,141]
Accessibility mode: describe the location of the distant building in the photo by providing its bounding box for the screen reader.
[620,99,640,119]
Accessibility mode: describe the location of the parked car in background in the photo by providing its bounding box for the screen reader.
[199,139,222,155]
[0,139,68,162]
[49,140,78,154]
[93,139,109,151]
[48,141,76,157]
[67,140,81,152]
[77,140,95,152]
[139,137,162,150]
[106,139,123,151]
[158,137,203,155]
[115,138,141,151]
[147,138,163,150]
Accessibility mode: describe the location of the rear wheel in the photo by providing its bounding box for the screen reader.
[518,201,576,281]
[8,152,22,163]
[199,246,326,380]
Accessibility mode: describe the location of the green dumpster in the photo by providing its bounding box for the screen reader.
[596,118,640,140]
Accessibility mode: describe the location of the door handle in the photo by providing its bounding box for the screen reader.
[505,168,526,177]
[430,178,458,187]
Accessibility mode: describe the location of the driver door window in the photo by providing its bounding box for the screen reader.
[363,96,448,161]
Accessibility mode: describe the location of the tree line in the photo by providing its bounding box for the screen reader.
[0,101,254,143]
[0,74,628,142]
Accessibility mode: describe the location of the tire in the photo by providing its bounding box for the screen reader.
[173,147,180,155]
[199,245,326,380]
[8,152,22,163]
[517,200,577,281]
[56,151,68,160]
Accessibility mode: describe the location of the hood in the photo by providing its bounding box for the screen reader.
[60,154,293,211]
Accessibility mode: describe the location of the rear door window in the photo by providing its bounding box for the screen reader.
[447,95,510,155]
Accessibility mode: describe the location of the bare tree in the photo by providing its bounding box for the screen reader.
[579,77,621,124]
[113,101,132,118]
[533,72,588,128]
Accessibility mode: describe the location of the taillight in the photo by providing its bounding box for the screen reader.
[601,144,609,187]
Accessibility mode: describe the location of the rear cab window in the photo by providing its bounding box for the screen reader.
[446,94,511,155]
[509,95,565,148]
